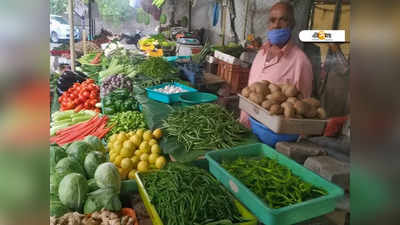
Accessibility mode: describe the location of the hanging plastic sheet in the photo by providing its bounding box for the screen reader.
[213,2,220,26]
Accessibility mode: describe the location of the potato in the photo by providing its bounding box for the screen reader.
[286,97,298,104]
[281,102,293,109]
[249,92,264,105]
[249,83,258,92]
[317,107,327,119]
[284,85,299,97]
[268,83,281,93]
[284,106,296,118]
[241,87,250,98]
[261,100,274,110]
[269,104,283,115]
[304,107,318,118]
[260,80,270,86]
[303,98,320,108]
[294,101,307,115]
[269,91,287,103]
[254,83,270,96]
[280,84,289,93]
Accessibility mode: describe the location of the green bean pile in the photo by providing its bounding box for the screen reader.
[163,104,249,152]
[222,157,328,209]
[141,163,244,225]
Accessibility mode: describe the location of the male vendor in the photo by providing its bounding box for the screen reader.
[240,1,313,128]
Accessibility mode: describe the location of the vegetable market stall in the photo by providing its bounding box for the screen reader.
[49,33,344,225]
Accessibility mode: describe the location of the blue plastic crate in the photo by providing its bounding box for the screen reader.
[145,82,198,104]
[249,116,298,147]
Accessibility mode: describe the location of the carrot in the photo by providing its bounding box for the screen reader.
[90,52,103,64]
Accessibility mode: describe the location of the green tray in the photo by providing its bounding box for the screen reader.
[205,143,344,225]
[135,168,258,225]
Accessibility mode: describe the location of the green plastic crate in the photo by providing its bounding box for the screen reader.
[135,168,258,225]
[205,143,344,225]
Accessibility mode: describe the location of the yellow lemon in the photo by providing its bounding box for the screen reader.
[140,153,150,162]
[113,148,121,156]
[148,139,158,146]
[120,147,134,158]
[143,130,153,141]
[153,128,163,139]
[155,156,167,169]
[151,144,161,154]
[118,167,124,175]
[136,129,145,137]
[134,150,143,156]
[149,153,159,164]
[131,156,140,167]
[108,134,117,143]
[114,155,124,167]
[117,133,128,142]
[109,153,117,162]
[137,161,149,172]
[113,141,122,151]
[128,131,136,137]
[121,158,134,170]
[107,142,114,150]
[130,135,142,146]
[139,142,150,153]
[123,140,135,150]
[128,169,137,179]
[119,168,129,180]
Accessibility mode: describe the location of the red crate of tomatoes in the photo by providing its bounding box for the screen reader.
[58,79,101,112]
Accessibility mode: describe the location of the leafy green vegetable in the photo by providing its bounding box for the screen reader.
[66,141,93,164]
[88,178,100,192]
[55,157,86,178]
[84,151,107,179]
[222,157,328,209]
[84,135,106,153]
[58,173,88,212]
[141,163,244,225]
[135,57,178,79]
[50,173,64,195]
[83,188,122,214]
[102,89,139,115]
[94,163,121,193]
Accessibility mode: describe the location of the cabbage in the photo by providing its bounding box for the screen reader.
[50,195,71,218]
[84,151,106,178]
[50,145,68,170]
[66,141,93,164]
[94,163,121,193]
[50,173,64,195]
[84,136,106,153]
[83,188,122,214]
[88,178,100,192]
[58,173,88,212]
[55,157,86,177]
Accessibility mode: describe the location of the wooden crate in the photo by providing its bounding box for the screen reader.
[238,94,327,135]
[217,60,250,93]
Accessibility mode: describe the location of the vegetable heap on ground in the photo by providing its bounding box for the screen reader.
[50,110,97,136]
[140,163,245,225]
[107,128,166,180]
[222,157,328,209]
[58,79,100,112]
[163,103,249,152]
[50,138,122,218]
[135,57,178,79]
[100,74,133,98]
[50,209,138,225]
[107,111,147,138]
[50,115,111,146]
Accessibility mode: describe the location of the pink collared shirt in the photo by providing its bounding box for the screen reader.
[239,41,313,128]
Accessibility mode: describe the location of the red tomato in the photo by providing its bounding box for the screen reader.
[89,99,97,106]
[76,86,81,91]
[89,91,97,99]
[84,101,91,108]
[70,93,76,99]
[65,102,74,110]
[82,91,90,98]
[73,99,80,105]
[95,108,101,113]
[73,83,80,88]
[86,79,94,84]
[74,104,84,112]
[79,95,87,103]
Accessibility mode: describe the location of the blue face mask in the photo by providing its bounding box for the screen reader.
[267,28,291,45]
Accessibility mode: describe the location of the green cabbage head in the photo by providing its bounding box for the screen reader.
[84,151,106,178]
[94,163,121,193]
[58,173,88,212]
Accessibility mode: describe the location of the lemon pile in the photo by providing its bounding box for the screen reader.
[107,128,167,180]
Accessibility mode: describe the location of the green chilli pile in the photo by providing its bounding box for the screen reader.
[222,157,328,209]
[140,163,245,225]
[163,104,249,152]
[107,111,147,138]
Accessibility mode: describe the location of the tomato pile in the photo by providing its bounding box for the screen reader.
[58,79,101,112]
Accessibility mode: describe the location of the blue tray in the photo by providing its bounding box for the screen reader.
[249,117,298,147]
[145,82,198,104]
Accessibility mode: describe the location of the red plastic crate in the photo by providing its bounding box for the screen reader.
[217,60,250,93]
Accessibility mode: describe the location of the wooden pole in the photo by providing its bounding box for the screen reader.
[83,29,87,55]
[188,0,192,32]
[221,1,227,46]
[243,0,250,40]
[68,0,76,71]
